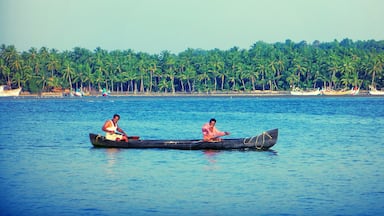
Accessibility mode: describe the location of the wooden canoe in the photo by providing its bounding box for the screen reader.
[89,128,278,150]
[290,88,321,96]
[368,85,384,95]
[0,85,22,97]
[321,88,359,96]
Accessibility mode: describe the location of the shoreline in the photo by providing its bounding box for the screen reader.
[15,90,374,98]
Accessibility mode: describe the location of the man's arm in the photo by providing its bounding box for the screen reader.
[117,127,127,136]
[102,121,113,133]
[213,127,229,137]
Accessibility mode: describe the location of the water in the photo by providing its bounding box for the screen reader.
[1,96,383,215]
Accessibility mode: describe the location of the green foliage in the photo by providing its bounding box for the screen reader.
[1,39,384,93]
[27,78,42,93]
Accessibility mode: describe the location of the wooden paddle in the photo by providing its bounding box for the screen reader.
[115,132,140,140]
[212,132,230,139]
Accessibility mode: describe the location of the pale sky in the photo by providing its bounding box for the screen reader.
[1,0,383,54]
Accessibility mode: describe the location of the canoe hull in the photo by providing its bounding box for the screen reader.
[369,90,384,95]
[89,128,278,150]
[368,85,384,95]
[322,88,359,96]
[290,88,321,96]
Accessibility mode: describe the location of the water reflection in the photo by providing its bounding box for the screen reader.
[98,148,122,176]
[203,150,221,170]
[105,148,120,167]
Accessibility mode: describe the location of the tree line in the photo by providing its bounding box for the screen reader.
[1,38,384,94]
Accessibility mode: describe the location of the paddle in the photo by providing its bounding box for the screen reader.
[212,132,230,139]
[192,132,230,144]
[129,136,140,140]
[201,132,230,142]
[114,132,140,140]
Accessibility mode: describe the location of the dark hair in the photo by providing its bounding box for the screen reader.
[113,114,120,119]
[209,118,216,123]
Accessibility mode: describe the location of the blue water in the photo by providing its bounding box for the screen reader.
[1,96,384,216]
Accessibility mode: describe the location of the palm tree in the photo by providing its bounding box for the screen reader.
[124,69,138,93]
[183,65,196,92]
[256,60,269,90]
[197,70,210,92]
[368,53,384,87]
[326,52,340,89]
[160,51,177,93]
[61,60,75,93]
[206,51,224,92]
[136,52,150,93]
[0,58,9,84]
[158,77,170,93]
[46,76,61,90]
[339,57,355,88]
[82,63,93,93]
[47,55,60,78]
[93,67,104,92]
[9,56,23,87]
[1,45,18,64]
[271,55,285,90]
[21,64,33,89]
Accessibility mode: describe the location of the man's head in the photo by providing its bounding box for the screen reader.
[112,114,121,122]
[209,118,217,127]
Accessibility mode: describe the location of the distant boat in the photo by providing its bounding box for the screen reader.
[73,89,84,97]
[290,88,321,96]
[369,85,384,96]
[73,92,82,97]
[101,88,110,96]
[321,87,359,96]
[0,85,22,97]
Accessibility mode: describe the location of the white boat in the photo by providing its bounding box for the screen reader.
[0,85,22,97]
[369,85,384,96]
[322,87,359,96]
[73,89,83,97]
[290,88,321,96]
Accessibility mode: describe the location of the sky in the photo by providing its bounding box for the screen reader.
[1,0,383,54]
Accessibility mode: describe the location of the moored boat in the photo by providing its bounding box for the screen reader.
[101,88,110,96]
[72,89,84,97]
[321,87,359,96]
[369,85,384,96]
[0,85,22,97]
[290,88,321,96]
[89,128,278,150]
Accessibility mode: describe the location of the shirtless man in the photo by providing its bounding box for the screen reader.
[201,118,230,141]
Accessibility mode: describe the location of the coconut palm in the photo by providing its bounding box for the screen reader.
[61,60,75,93]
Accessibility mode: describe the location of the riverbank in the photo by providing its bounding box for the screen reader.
[19,90,289,98]
[17,89,374,98]
[109,90,292,97]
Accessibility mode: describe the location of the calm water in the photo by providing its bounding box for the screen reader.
[0,96,383,216]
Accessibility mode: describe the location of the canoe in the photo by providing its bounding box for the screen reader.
[321,87,359,96]
[89,128,278,150]
[290,88,321,96]
[368,85,384,96]
[369,89,384,96]
[0,85,22,97]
